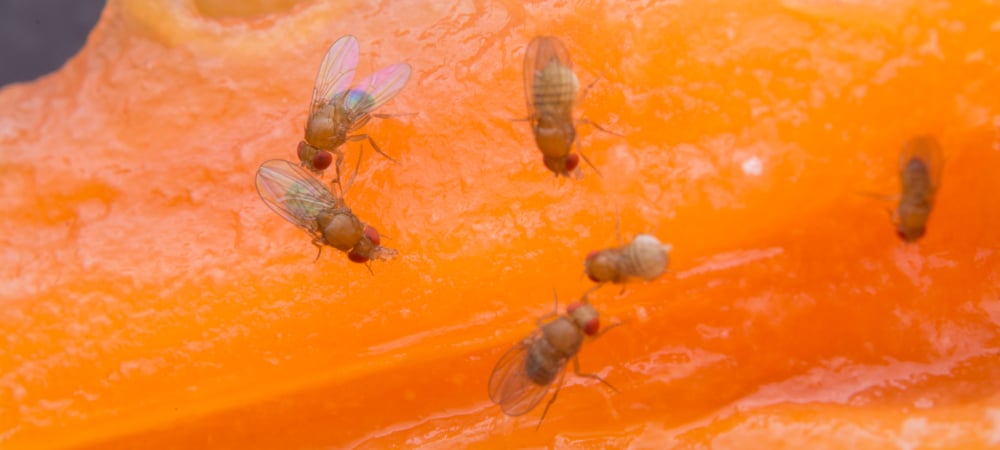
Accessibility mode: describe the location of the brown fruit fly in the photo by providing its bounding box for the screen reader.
[523,36,613,178]
[488,293,618,429]
[299,35,411,189]
[255,159,398,265]
[894,135,944,242]
[585,234,671,285]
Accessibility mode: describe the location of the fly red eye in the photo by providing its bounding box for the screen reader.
[297,141,309,160]
[566,301,583,313]
[347,251,369,263]
[312,151,333,171]
[565,153,580,171]
[363,225,381,246]
[896,226,924,242]
[583,317,600,336]
[585,251,601,282]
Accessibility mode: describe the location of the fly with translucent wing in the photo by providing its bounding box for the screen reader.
[255,159,397,265]
[488,295,618,429]
[523,36,616,179]
[894,135,944,242]
[298,35,412,190]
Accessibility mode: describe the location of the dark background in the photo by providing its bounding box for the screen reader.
[0,0,106,87]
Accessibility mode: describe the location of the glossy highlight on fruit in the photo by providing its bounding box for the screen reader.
[1,0,1000,448]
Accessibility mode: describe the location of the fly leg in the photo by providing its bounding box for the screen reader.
[581,284,602,301]
[889,207,902,231]
[576,117,624,138]
[535,369,566,431]
[535,289,561,326]
[578,70,606,104]
[348,133,398,164]
[329,149,347,194]
[311,237,324,262]
[340,143,364,198]
[856,190,896,202]
[855,191,899,226]
[592,320,623,339]
[574,137,602,178]
[573,355,618,394]
[372,112,417,119]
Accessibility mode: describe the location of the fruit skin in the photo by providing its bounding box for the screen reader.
[2,0,1000,449]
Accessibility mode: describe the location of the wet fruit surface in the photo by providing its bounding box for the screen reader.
[1,0,1000,448]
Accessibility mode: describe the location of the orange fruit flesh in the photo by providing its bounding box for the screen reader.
[2,0,1000,448]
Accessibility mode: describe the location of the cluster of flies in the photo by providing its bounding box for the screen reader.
[254,34,945,429]
[256,35,410,268]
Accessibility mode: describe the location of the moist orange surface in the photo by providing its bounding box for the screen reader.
[1,0,1000,448]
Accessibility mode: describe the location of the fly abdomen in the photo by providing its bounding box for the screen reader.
[622,234,671,281]
[901,159,933,201]
[524,336,565,386]
[533,60,578,117]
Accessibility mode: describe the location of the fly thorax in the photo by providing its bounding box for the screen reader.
[305,111,337,148]
[624,234,670,280]
[535,114,575,160]
[542,318,583,357]
[585,250,626,283]
[317,210,364,251]
[896,211,928,241]
[896,200,931,242]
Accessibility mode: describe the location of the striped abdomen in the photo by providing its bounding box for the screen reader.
[532,60,578,118]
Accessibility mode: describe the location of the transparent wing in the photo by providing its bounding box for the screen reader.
[342,63,412,116]
[523,35,573,115]
[310,35,360,117]
[255,159,339,234]
[901,135,945,190]
[487,333,559,416]
[370,246,399,262]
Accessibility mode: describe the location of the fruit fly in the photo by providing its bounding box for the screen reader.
[894,135,944,242]
[523,35,608,178]
[488,294,618,429]
[299,35,412,189]
[585,234,671,284]
[255,159,397,265]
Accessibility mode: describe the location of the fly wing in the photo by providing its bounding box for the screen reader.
[370,246,399,262]
[310,35,360,117]
[900,135,945,191]
[487,333,559,416]
[523,36,574,116]
[255,159,339,234]
[342,63,412,118]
